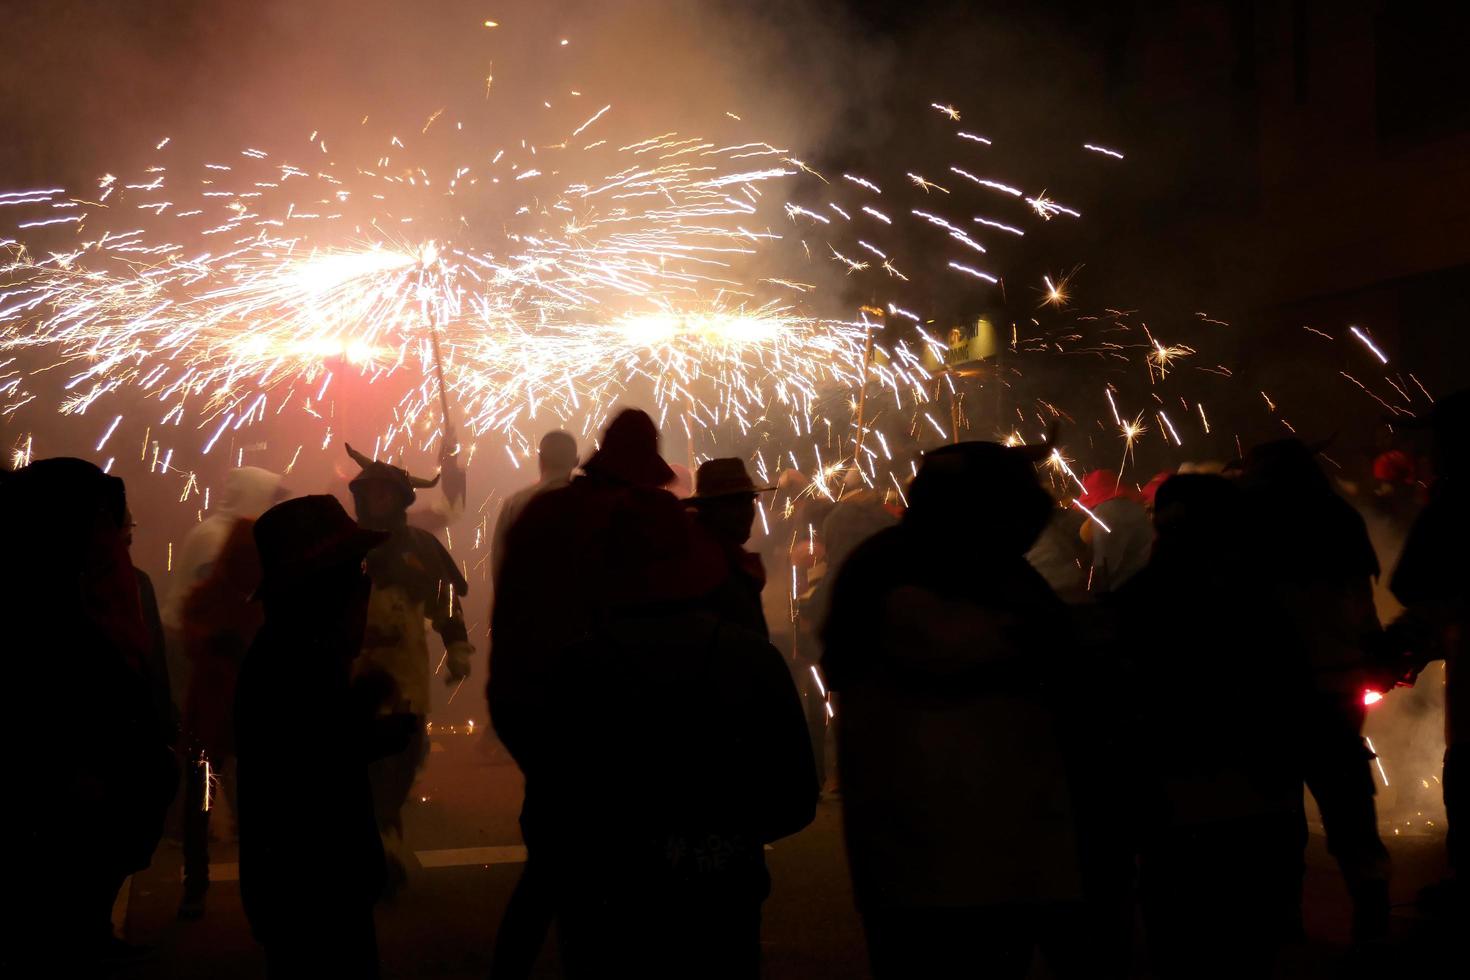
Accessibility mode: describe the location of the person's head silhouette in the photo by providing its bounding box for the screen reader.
[905,441,1053,556]
[583,409,674,488]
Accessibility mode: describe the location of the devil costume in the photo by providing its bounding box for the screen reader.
[344,444,472,892]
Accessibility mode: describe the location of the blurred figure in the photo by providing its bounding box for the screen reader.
[823,467,898,583]
[1139,469,1174,514]
[1389,389,1470,916]
[1,459,177,972]
[1239,437,1393,942]
[1026,493,1089,603]
[488,407,676,977]
[1369,425,1424,532]
[822,441,1121,980]
[162,467,285,690]
[1115,475,1310,977]
[491,431,578,584]
[544,489,817,978]
[686,457,774,638]
[343,444,472,895]
[770,468,836,793]
[235,495,410,978]
[1075,469,1151,593]
[176,512,268,918]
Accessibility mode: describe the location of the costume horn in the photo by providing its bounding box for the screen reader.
[345,443,374,470]
[407,472,442,490]
[1013,420,1061,462]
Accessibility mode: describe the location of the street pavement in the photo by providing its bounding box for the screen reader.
[112,725,1452,979]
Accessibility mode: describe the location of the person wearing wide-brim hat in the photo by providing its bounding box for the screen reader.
[686,458,775,640]
[235,495,413,977]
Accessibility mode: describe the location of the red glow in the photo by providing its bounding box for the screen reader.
[1363,690,1384,707]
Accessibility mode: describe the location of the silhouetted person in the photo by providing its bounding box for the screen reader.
[1,459,177,972]
[807,467,898,625]
[1115,475,1311,977]
[544,489,817,978]
[235,495,413,979]
[1076,468,1151,593]
[344,444,472,895]
[822,441,1122,980]
[177,512,267,918]
[1239,438,1392,942]
[687,457,774,638]
[488,407,676,977]
[492,431,578,585]
[1389,389,1470,916]
[126,506,179,758]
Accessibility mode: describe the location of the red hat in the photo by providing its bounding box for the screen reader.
[1078,469,1135,510]
[1372,449,1415,485]
[1140,470,1174,507]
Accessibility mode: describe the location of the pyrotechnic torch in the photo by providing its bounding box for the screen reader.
[418,243,466,509]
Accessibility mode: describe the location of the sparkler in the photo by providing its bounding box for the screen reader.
[0,41,1424,605]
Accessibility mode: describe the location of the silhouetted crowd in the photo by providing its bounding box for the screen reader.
[1,394,1466,978]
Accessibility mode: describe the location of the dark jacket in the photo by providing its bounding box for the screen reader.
[822,526,1085,907]
[541,605,817,897]
[706,540,770,639]
[1113,555,1310,830]
[1390,492,1470,745]
[235,619,390,938]
[490,475,680,769]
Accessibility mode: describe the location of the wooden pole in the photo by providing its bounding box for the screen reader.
[848,319,877,496]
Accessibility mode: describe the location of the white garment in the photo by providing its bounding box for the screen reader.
[162,467,283,630]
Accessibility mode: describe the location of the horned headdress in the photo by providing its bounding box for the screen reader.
[345,443,440,511]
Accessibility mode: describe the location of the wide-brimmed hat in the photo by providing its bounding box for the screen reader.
[253,495,388,599]
[686,457,773,500]
[583,408,675,488]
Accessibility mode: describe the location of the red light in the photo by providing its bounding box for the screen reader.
[1363,690,1384,707]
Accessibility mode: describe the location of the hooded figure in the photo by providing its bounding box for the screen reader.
[344,444,472,895]
[1238,437,1392,942]
[163,466,285,633]
[173,469,285,919]
[487,408,683,977]
[821,441,1123,980]
[543,488,817,978]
